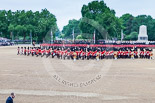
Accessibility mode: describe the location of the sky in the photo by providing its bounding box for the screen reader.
[0,0,155,30]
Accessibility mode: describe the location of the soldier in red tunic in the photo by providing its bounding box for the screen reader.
[17,47,20,55]
[24,47,27,55]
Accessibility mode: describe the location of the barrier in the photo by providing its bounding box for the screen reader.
[40,44,155,48]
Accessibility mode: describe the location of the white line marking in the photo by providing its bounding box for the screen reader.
[0,89,132,100]
[0,89,100,97]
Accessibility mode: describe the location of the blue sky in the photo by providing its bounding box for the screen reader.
[0,0,154,30]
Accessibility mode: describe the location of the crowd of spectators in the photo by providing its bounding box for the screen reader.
[0,37,14,46]
[53,40,155,45]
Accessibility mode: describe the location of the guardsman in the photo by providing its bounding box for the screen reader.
[91,50,95,59]
[114,51,117,60]
[24,47,27,55]
[57,49,61,59]
[63,49,67,60]
[67,48,71,60]
[109,50,114,59]
[21,47,23,55]
[27,47,30,56]
[140,50,143,58]
[128,50,131,59]
[70,50,74,60]
[146,50,150,59]
[81,51,85,60]
[41,48,45,57]
[142,50,145,59]
[53,48,57,58]
[76,50,80,60]
[117,50,121,59]
[134,50,138,59]
[86,50,90,60]
[46,48,51,58]
[131,51,134,60]
[36,48,39,57]
[125,50,128,59]
[101,50,105,59]
[96,50,100,61]
[105,50,109,59]
[50,48,54,58]
[99,49,102,60]
[120,50,124,59]
[150,50,153,59]
[73,50,77,61]
[31,47,34,56]
[17,47,20,55]
[60,49,63,59]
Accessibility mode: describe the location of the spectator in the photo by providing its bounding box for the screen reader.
[6,93,15,103]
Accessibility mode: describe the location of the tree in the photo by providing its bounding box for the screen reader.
[0,10,8,37]
[119,13,134,35]
[8,24,15,40]
[125,32,138,40]
[76,35,83,39]
[0,9,58,43]
[15,25,27,42]
[62,19,81,38]
[60,33,65,39]
[79,1,122,40]
[132,15,155,40]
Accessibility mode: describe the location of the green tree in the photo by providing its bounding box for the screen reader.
[8,24,15,40]
[76,35,83,39]
[119,13,134,35]
[0,10,8,37]
[62,19,81,38]
[125,32,138,40]
[80,1,122,40]
[15,25,27,42]
[0,9,58,43]
[120,14,155,41]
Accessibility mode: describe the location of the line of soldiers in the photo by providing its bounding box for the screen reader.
[17,46,154,61]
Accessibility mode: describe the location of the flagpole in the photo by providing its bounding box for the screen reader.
[121,29,124,42]
[30,31,32,45]
[51,30,53,44]
[73,28,74,43]
[94,30,96,44]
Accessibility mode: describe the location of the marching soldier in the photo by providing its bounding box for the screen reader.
[41,48,45,57]
[17,47,20,55]
[27,47,30,56]
[150,50,153,59]
[46,48,51,58]
[24,47,27,55]
[114,51,117,60]
[73,50,77,61]
[20,47,23,55]
[31,47,34,56]
[131,51,134,60]
[96,50,100,61]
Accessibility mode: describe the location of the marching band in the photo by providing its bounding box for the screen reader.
[17,46,154,60]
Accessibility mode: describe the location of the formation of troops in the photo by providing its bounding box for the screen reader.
[17,46,154,61]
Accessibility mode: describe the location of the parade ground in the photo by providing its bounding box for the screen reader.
[0,45,155,103]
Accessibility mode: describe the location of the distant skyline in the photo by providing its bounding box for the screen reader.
[0,0,155,30]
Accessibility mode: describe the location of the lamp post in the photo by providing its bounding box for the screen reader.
[72,28,75,43]
[30,31,32,45]
[50,30,53,44]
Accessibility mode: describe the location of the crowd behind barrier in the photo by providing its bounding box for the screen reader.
[52,40,155,45]
[41,40,155,48]
[0,37,15,46]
